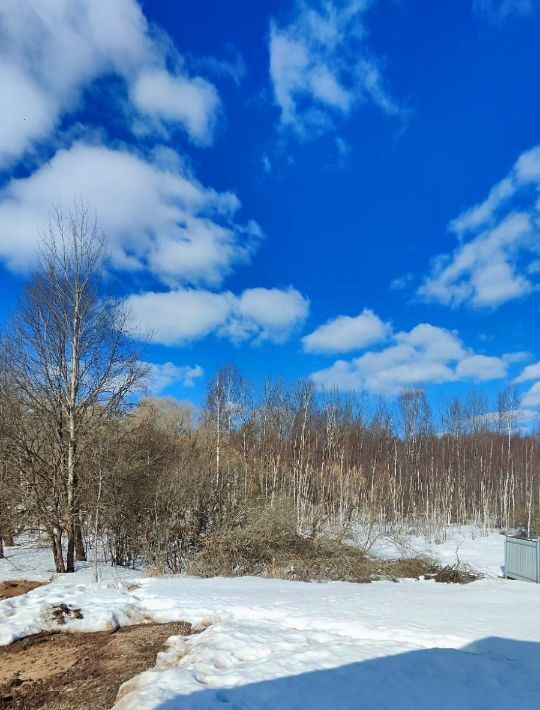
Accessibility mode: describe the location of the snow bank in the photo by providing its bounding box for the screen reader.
[0,537,144,645]
[0,581,143,645]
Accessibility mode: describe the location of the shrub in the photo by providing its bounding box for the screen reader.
[186,501,481,584]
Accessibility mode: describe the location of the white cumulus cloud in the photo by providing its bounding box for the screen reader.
[514,361,540,383]
[0,142,259,286]
[455,354,507,381]
[127,287,309,346]
[0,0,221,166]
[302,309,390,353]
[522,382,540,408]
[0,0,311,365]
[311,322,507,394]
[131,69,220,145]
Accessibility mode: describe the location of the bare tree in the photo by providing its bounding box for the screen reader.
[2,206,147,572]
[0,377,19,556]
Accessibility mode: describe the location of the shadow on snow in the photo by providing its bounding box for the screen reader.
[157,637,540,709]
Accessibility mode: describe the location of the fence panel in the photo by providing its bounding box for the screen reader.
[505,536,540,583]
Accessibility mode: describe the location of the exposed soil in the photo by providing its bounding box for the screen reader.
[0,581,44,601]
[0,621,195,709]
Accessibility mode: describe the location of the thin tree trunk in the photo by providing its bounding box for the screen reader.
[66,527,75,573]
[93,463,103,583]
[52,528,66,573]
[75,516,86,561]
[66,284,81,573]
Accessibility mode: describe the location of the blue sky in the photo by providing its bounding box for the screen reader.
[1,0,540,420]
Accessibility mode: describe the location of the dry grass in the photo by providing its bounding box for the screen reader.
[0,580,44,600]
[186,502,481,584]
[145,563,167,578]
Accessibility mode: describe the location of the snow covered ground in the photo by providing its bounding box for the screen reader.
[0,536,142,586]
[2,533,540,708]
[368,525,506,576]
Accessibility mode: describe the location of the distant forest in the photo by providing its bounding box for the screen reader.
[1,209,538,573]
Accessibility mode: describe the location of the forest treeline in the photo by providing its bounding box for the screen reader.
[0,208,538,573]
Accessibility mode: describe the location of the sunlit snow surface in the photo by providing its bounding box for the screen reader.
[1,532,540,709]
[368,525,506,576]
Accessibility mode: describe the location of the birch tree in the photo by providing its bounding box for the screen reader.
[2,206,146,572]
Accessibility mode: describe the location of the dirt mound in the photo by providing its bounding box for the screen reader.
[0,581,44,600]
[0,621,195,709]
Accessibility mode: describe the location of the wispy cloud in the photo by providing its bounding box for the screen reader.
[269,0,400,140]
[188,49,247,87]
[419,144,540,309]
[473,0,538,23]
[144,362,204,394]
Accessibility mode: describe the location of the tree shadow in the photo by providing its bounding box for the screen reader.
[157,637,540,709]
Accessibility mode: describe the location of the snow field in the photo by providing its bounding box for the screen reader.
[2,532,540,708]
[114,575,540,708]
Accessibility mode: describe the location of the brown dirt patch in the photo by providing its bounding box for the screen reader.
[0,581,44,600]
[0,621,195,709]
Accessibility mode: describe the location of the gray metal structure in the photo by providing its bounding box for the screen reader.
[505,536,540,583]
